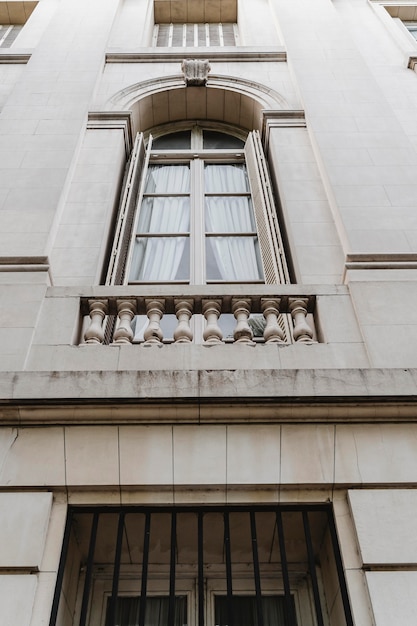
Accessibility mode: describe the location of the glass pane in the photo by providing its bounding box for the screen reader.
[130,237,189,281]
[138,198,190,234]
[107,595,187,626]
[144,164,190,193]
[133,314,178,342]
[205,163,250,193]
[205,197,255,233]
[214,596,291,626]
[206,236,263,281]
[203,131,245,149]
[152,132,192,150]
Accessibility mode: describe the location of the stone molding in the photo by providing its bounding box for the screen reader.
[87,111,133,157]
[1,369,417,425]
[0,256,49,272]
[345,253,417,271]
[105,48,286,63]
[0,52,31,63]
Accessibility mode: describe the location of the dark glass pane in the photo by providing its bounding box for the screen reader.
[203,131,245,149]
[214,596,292,626]
[107,595,187,626]
[152,132,192,150]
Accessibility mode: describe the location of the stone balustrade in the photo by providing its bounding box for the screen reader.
[80,288,316,346]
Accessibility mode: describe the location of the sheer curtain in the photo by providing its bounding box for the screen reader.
[214,596,288,626]
[129,165,190,281]
[109,596,187,626]
[205,164,261,281]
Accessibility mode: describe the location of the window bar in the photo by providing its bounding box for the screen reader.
[0,25,12,47]
[302,511,324,626]
[49,508,74,626]
[219,24,224,47]
[108,512,125,626]
[139,512,151,626]
[275,511,297,626]
[79,512,99,626]
[326,509,354,626]
[223,511,234,626]
[168,511,177,626]
[182,23,187,47]
[168,23,173,47]
[205,23,210,46]
[198,511,205,626]
[194,23,198,47]
[250,511,264,626]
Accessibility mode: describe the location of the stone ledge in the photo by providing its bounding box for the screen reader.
[0,369,416,425]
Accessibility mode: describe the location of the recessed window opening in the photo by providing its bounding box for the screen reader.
[49,504,354,626]
[0,23,22,46]
[404,21,417,39]
[126,127,272,286]
[154,23,238,47]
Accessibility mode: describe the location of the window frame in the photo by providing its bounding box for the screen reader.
[106,125,290,287]
[128,145,263,286]
[49,504,355,626]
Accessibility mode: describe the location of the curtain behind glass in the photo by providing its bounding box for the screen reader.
[107,596,187,626]
[214,596,289,626]
[129,165,190,282]
[205,164,261,281]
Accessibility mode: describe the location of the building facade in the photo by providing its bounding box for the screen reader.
[1,0,417,624]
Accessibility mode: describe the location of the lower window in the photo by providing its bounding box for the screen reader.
[50,505,353,626]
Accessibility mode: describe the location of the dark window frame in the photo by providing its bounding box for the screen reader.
[49,504,354,626]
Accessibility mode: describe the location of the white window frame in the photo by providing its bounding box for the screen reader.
[86,569,318,626]
[87,575,195,626]
[106,127,289,287]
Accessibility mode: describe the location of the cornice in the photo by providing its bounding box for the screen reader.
[1,369,417,426]
[87,111,133,157]
[105,47,286,64]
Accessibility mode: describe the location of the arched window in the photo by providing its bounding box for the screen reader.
[106,126,289,288]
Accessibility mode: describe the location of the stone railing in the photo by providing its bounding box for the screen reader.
[80,287,316,347]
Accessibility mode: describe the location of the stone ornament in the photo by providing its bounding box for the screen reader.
[181,59,211,86]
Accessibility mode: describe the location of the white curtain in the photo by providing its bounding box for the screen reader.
[205,164,261,281]
[129,165,190,281]
[110,596,187,626]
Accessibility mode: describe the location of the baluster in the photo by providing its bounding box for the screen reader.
[202,300,223,344]
[84,300,108,344]
[232,299,255,345]
[174,299,194,343]
[143,299,165,346]
[261,298,285,343]
[113,300,136,344]
[289,298,315,343]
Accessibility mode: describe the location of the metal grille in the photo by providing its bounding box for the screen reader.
[49,504,353,626]
[155,23,237,47]
[0,25,22,47]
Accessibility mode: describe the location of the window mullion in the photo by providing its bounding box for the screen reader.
[191,158,205,284]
